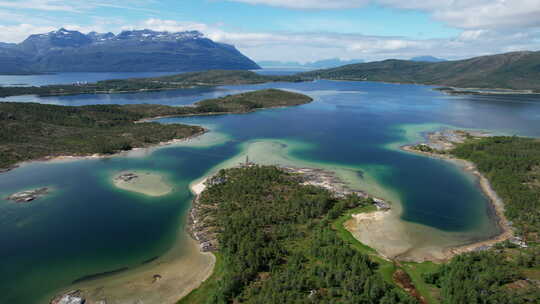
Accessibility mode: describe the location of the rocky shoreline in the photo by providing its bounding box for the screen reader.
[401,129,521,257]
[50,290,86,304]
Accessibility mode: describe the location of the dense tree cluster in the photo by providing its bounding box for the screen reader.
[424,251,539,304]
[451,136,540,240]
[421,136,540,304]
[191,166,415,304]
[0,102,203,168]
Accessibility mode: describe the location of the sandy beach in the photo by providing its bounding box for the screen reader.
[50,173,216,304]
[344,129,514,262]
[190,177,208,196]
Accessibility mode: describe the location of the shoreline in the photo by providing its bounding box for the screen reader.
[400,144,514,258]
[321,79,540,95]
[0,129,208,175]
[45,129,214,304]
[135,99,314,124]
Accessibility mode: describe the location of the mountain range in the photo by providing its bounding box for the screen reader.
[0,28,260,73]
[301,51,540,91]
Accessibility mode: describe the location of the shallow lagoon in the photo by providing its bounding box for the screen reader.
[1,78,540,303]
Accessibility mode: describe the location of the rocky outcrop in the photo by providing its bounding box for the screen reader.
[6,187,49,203]
[187,175,224,253]
[114,172,138,183]
[50,290,85,304]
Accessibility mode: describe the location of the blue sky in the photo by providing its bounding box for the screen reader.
[0,0,539,62]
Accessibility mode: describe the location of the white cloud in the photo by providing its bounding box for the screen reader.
[0,0,85,12]
[227,0,540,32]
[123,19,211,33]
[380,0,540,30]
[227,0,368,9]
[0,0,156,13]
[0,24,56,42]
[123,19,540,62]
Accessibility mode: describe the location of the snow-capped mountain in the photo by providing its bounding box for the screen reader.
[0,28,259,73]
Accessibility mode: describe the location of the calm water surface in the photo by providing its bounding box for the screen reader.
[1,76,540,303]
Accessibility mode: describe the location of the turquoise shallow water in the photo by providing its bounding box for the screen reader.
[1,77,540,303]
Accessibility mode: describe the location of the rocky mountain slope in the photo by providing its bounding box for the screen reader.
[0,28,260,73]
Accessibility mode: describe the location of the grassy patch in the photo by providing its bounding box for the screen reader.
[402,262,441,304]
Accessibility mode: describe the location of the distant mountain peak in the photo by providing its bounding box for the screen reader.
[56,28,70,34]
[2,28,259,73]
[410,55,447,62]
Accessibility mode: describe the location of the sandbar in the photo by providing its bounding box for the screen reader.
[113,171,173,197]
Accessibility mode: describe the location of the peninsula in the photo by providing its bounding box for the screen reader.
[0,89,313,170]
[301,51,540,93]
[181,136,540,304]
[182,165,416,304]
[0,70,303,98]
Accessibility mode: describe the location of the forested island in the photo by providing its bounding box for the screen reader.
[0,89,312,170]
[0,70,303,98]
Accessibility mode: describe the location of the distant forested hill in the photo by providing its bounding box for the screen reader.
[302,51,540,91]
[0,28,259,73]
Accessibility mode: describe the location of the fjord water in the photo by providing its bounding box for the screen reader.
[1,77,540,303]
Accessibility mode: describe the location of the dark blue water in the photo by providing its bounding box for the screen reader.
[1,77,540,303]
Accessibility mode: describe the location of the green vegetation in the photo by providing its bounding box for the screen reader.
[301,51,540,92]
[182,137,540,304]
[410,144,438,153]
[183,166,415,304]
[450,136,540,240]
[0,89,312,169]
[423,250,539,304]
[195,89,312,113]
[0,102,203,169]
[402,262,441,304]
[414,135,540,304]
[0,70,303,98]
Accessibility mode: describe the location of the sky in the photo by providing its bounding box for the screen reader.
[0,0,539,62]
